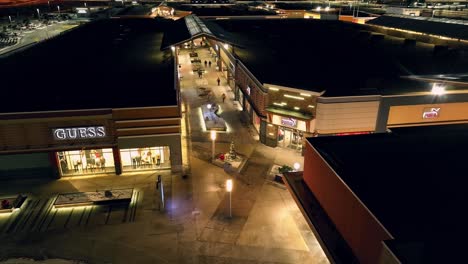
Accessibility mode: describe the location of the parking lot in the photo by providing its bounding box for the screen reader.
[0,15,82,55]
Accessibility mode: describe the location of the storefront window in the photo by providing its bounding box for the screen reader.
[57,148,115,176]
[266,124,277,139]
[239,90,244,108]
[245,100,251,115]
[253,112,261,133]
[277,127,303,151]
[120,146,170,172]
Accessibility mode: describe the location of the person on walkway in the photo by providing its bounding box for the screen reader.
[217,77,220,86]
[156,154,161,166]
[204,60,207,67]
[222,93,226,103]
[198,70,202,78]
[208,61,212,67]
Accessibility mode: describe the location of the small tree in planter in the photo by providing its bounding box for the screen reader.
[278,165,293,175]
[274,165,293,184]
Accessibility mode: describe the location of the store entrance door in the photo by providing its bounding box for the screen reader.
[278,127,302,150]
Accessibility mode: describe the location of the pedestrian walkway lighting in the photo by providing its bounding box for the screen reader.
[316,6,321,11]
[293,162,300,171]
[36,8,40,19]
[207,104,212,110]
[223,43,229,49]
[171,46,175,52]
[57,6,60,14]
[211,130,217,162]
[226,179,233,218]
[431,83,445,95]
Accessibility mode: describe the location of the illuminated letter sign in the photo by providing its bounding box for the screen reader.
[52,126,106,140]
[281,117,297,127]
[422,108,440,119]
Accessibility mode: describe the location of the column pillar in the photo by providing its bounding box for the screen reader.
[170,140,183,173]
[112,146,122,175]
[48,151,61,179]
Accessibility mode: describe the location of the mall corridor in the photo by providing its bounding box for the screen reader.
[0,42,328,264]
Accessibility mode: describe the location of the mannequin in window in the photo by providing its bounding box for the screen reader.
[73,159,79,172]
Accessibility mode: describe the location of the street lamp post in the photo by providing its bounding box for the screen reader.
[57,6,60,14]
[210,130,216,163]
[36,8,40,19]
[8,15,12,23]
[226,179,233,218]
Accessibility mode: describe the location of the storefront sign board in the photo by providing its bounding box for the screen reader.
[53,126,106,140]
[422,108,440,119]
[281,117,297,127]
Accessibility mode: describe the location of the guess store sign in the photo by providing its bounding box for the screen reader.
[53,126,106,140]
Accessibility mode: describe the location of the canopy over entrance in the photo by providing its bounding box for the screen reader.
[161,14,243,50]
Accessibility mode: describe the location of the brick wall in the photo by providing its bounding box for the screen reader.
[235,64,268,117]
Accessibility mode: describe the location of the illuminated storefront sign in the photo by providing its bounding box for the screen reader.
[422,108,440,119]
[53,126,106,140]
[281,117,297,127]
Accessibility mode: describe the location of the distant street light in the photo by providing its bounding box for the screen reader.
[226,179,233,218]
[8,15,12,23]
[57,6,60,14]
[36,8,40,19]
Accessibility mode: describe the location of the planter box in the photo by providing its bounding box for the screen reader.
[0,194,27,213]
[54,188,134,208]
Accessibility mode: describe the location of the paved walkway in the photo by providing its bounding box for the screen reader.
[0,42,328,264]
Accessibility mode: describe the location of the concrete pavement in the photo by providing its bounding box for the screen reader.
[0,42,327,264]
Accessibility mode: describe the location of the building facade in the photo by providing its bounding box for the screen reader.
[0,106,182,180]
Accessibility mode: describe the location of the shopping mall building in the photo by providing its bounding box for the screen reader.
[164,15,468,152]
[283,124,467,264]
[0,19,182,180]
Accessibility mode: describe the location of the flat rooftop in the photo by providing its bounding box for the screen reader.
[0,18,176,113]
[367,15,468,41]
[307,124,468,262]
[210,19,468,96]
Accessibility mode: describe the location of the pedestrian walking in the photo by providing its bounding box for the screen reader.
[208,61,212,67]
[204,60,207,67]
[198,70,202,78]
[156,154,161,166]
[217,77,220,86]
[222,93,226,103]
